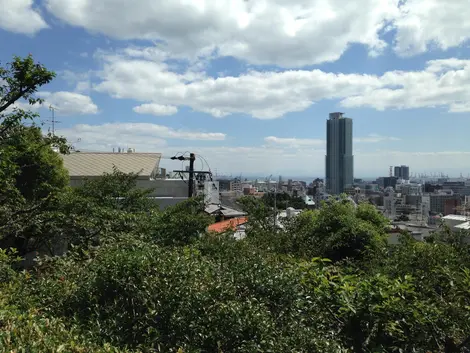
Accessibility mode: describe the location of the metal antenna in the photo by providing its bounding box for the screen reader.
[46,105,61,137]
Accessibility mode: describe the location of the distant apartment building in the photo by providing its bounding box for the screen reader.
[394,165,410,180]
[325,112,354,195]
[442,181,470,196]
[217,179,231,192]
[230,179,242,193]
[397,183,422,196]
[376,176,398,189]
[428,190,461,215]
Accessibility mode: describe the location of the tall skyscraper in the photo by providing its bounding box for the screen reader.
[394,165,410,180]
[325,112,354,195]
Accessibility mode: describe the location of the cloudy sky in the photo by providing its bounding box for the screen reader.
[2,0,470,178]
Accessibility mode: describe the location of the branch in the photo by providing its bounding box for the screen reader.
[0,85,27,113]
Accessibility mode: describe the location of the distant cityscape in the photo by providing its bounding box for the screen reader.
[62,111,470,242]
[196,112,470,240]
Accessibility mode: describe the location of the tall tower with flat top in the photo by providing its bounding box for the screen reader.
[325,112,354,195]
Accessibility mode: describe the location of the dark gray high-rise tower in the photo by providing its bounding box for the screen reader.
[394,165,410,180]
[325,112,354,194]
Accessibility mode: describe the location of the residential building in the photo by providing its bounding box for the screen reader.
[325,112,354,194]
[429,190,461,215]
[442,181,470,196]
[376,176,398,189]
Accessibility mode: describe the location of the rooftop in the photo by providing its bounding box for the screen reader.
[207,217,248,233]
[62,152,162,178]
[455,222,470,230]
[442,214,468,222]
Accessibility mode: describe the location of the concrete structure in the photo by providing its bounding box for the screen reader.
[62,151,188,209]
[325,112,354,195]
[429,190,461,215]
[442,181,470,196]
[377,176,398,189]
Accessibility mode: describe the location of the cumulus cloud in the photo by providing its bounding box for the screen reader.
[93,46,381,119]
[5,0,470,65]
[4,91,98,116]
[133,103,178,116]
[340,59,470,112]
[57,123,226,154]
[37,91,99,115]
[91,47,470,118]
[45,0,399,67]
[393,0,470,56]
[0,0,48,34]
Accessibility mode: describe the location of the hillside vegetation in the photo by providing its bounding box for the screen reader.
[1,55,470,353]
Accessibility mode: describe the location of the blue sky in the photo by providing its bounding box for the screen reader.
[2,0,470,178]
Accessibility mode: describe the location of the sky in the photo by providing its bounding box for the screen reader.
[2,0,470,178]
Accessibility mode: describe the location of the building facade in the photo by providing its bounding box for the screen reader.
[394,165,410,180]
[325,112,354,194]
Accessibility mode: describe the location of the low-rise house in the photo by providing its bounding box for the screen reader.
[207,217,248,240]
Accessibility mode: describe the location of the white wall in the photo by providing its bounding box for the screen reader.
[69,177,188,198]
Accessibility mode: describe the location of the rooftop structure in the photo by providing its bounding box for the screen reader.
[62,152,162,179]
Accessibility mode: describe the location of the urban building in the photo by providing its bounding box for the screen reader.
[442,181,470,196]
[394,165,410,180]
[325,112,354,195]
[61,151,188,209]
[428,190,461,215]
[376,176,398,189]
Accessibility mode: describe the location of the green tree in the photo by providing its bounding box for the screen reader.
[0,55,55,144]
[6,125,69,201]
[0,55,56,204]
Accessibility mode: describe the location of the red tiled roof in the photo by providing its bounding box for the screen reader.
[207,217,248,233]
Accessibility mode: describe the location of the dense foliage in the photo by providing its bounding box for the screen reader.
[2,55,470,353]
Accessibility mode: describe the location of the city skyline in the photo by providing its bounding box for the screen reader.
[2,1,470,176]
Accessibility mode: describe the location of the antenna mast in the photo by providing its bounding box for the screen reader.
[47,105,61,137]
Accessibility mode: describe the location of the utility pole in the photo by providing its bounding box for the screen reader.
[172,153,211,198]
[188,153,195,198]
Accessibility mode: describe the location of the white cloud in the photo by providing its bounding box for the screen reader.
[93,46,381,119]
[90,46,470,118]
[354,134,401,143]
[4,91,98,116]
[57,123,226,154]
[37,91,99,115]
[45,0,400,67]
[264,136,324,147]
[394,0,470,56]
[133,103,178,116]
[4,0,469,65]
[340,59,470,112]
[265,134,400,148]
[0,0,48,34]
